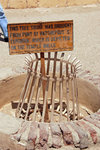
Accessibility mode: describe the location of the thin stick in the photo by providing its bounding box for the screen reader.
[18,54,38,118]
[66,80,70,121]
[51,52,57,104]
[73,71,80,120]
[27,55,38,104]
[24,54,39,120]
[66,62,70,121]
[42,76,50,122]
[59,54,63,122]
[59,78,63,122]
[47,52,51,75]
[71,66,75,120]
[16,61,34,117]
[25,73,37,120]
[32,75,42,121]
[15,73,30,117]
[51,77,56,122]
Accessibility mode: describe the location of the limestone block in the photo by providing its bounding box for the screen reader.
[67,0,98,6]
[78,120,97,144]
[27,0,38,8]
[39,0,58,7]
[39,123,49,146]
[59,123,73,145]
[50,123,63,148]
[0,112,22,135]
[57,0,67,7]
[0,0,8,9]
[70,122,88,149]
[8,0,27,9]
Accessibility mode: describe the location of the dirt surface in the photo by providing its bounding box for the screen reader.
[0,74,100,118]
[0,4,100,77]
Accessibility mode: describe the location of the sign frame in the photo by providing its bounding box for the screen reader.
[8,20,73,55]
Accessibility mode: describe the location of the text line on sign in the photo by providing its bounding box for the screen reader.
[8,20,73,55]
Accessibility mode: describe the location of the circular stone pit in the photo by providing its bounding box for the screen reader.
[0,73,100,150]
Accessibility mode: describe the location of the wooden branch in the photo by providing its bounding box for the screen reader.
[71,66,75,120]
[42,76,50,122]
[59,54,64,122]
[51,52,57,104]
[25,73,37,120]
[73,72,80,120]
[47,52,51,75]
[51,77,56,122]
[32,75,42,121]
[16,60,34,117]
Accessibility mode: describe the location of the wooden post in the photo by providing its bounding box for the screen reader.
[66,63,70,121]
[51,52,57,104]
[33,74,42,121]
[40,52,49,122]
[71,66,75,120]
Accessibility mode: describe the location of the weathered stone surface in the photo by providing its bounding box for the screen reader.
[27,0,38,8]
[39,0,58,7]
[27,122,39,149]
[67,0,98,6]
[57,0,67,7]
[76,121,93,145]
[78,120,97,144]
[66,124,80,147]
[0,0,8,8]
[38,123,49,150]
[84,117,100,129]
[59,123,73,145]
[84,121,100,143]
[1,0,99,9]
[20,121,31,143]
[0,112,22,135]
[50,123,62,148]
[90,113,100,121]
[8,0,27,9]
[70,122,88,149]
[13,121,28,142]
[0,113,25,150]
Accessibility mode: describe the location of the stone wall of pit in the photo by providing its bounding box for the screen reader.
[0,71,100,150]
[0,110,100,150]
[0,0,100,9]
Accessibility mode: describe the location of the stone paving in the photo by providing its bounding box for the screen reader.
[0,109,100,150]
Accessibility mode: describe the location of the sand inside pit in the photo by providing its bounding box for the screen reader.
[0,74,100,122]
[0,99,93,122]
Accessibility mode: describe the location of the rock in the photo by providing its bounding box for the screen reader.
[27,122,39,149]
[79,120,97,144]
[90,113,100,121]
[38,123,49,150]
[84,117,100,129]
[13,121,28,142]
[0,112,23,135]
[50,123,62,148]
[70,122,88,149]
[59,123,73,145]
[67,124,80,147]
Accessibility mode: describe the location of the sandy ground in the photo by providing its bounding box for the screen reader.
[0,4,100,80]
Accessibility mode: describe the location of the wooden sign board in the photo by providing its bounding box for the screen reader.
[8,20,73,55]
